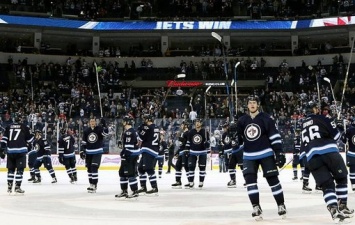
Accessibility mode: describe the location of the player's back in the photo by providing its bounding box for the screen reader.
[2,123,33,154]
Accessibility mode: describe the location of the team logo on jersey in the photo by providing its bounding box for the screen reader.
[88,132,98,143]
[193,134,202,144]
[244,123,261,141]
[352,136,355,145]
[224,136,231,144]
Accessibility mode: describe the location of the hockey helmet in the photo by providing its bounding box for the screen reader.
[143,114,153,122]
[194,117,203,123]
[305,101,318,114]
[60,128,67,135]
[181,120,190,127]
[221,120,229,128]
[247,95,260,104]
[123,115,134,125]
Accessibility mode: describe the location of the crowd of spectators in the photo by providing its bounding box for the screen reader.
[1,51,355,154]
[2,0,355,20]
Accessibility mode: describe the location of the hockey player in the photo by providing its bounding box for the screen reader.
[341,120,355,191]
[137,114,160,195]
[226,121,244,188]
[186,117,210,189]
[221,121,232,172]
[299,149,312,193]
[27,142,37,182]
[58,128,77,183]
[80,117,109,193]
[171,121,190,189]
[157,130,168,178]
[301,102,353,222]
[236,95,286,220]
[32,130,57,184]
[291,129,304,180]
[115,116,140,199]
[0,115,34,194]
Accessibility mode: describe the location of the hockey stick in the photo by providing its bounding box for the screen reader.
[161,73,186,111]
[211,32,232,121]
[339,37,355,119]
[323,77,339,116]
[94,62,103,118]
[279,158,293,172]
[233,62,240,118]
[309,65,321,109]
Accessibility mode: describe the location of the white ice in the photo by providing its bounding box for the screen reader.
[0,168,354,225]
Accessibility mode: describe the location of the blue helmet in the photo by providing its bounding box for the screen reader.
[247,95,260,104]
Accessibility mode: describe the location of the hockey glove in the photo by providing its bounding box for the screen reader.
[204,141,210,149]
[79,150,86,160]
[0,148,6,159]
[100,118,106,128]
[275,151,286,168]
[58,154,64,164]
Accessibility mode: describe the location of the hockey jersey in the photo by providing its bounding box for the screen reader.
[178,130,189,156]
[81,126,109,154]
[58,134,76,158]
[293,136,301,155]
[341,126,355,159]
[237,112,282,160]
[33,138,51,160]
[122,127,140,156]
[186,128,209,155]
[222,131,233,154]
[300,114,340,161]
[139,123,160,157]
[1,122,34,154]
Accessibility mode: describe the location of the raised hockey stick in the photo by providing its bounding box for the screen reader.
[339,37,355,119]
[161,74,186,111]
[211,32,233,121]
[233,62,240,117]
[323,77,339,116]
[94,62,103,118]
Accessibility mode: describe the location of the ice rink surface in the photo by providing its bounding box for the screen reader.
[0,168,354,225]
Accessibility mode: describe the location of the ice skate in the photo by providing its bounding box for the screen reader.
[73,174,78,182]
[146,187,159,196]
[300,176,303,180]
[339,203,354,218]
[315,185,322,193]
[70,176,76,184]
[328,205,351,224]
[188,182,194,189]
[252,204,263,221]
[184,183,190,189]
[115,190,128,199]
[352,184,355,192]
[302,183,312,194]
[227,180,236,188]
[171,182,182,189]
[278,203,287,219]
[14,186,25,195]
[51,177,57,184]
[28,176,36,182]
[87,184,97,193]
[7,183,13,195]
[126,190,139,200]
[137,186,147,195]
[198,182,204,189]
[292,176,298,181]
[33,178,41,184]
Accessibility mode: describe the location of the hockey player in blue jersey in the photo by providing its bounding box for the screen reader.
[32,129,57,184]
[80,117,109,193]
[236,95,286,220]
[186,117,210,189]
[341,120,355,191]
[0,115,34,194]
[157,130,168,178]
[171,121,190,189]
[137,114,160,195]
[301,102,353,222]
[292,129,304,180]
[58,128,77,183]
[226,121,244,188]
[221,121,232,172]
[115,116,140,199]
